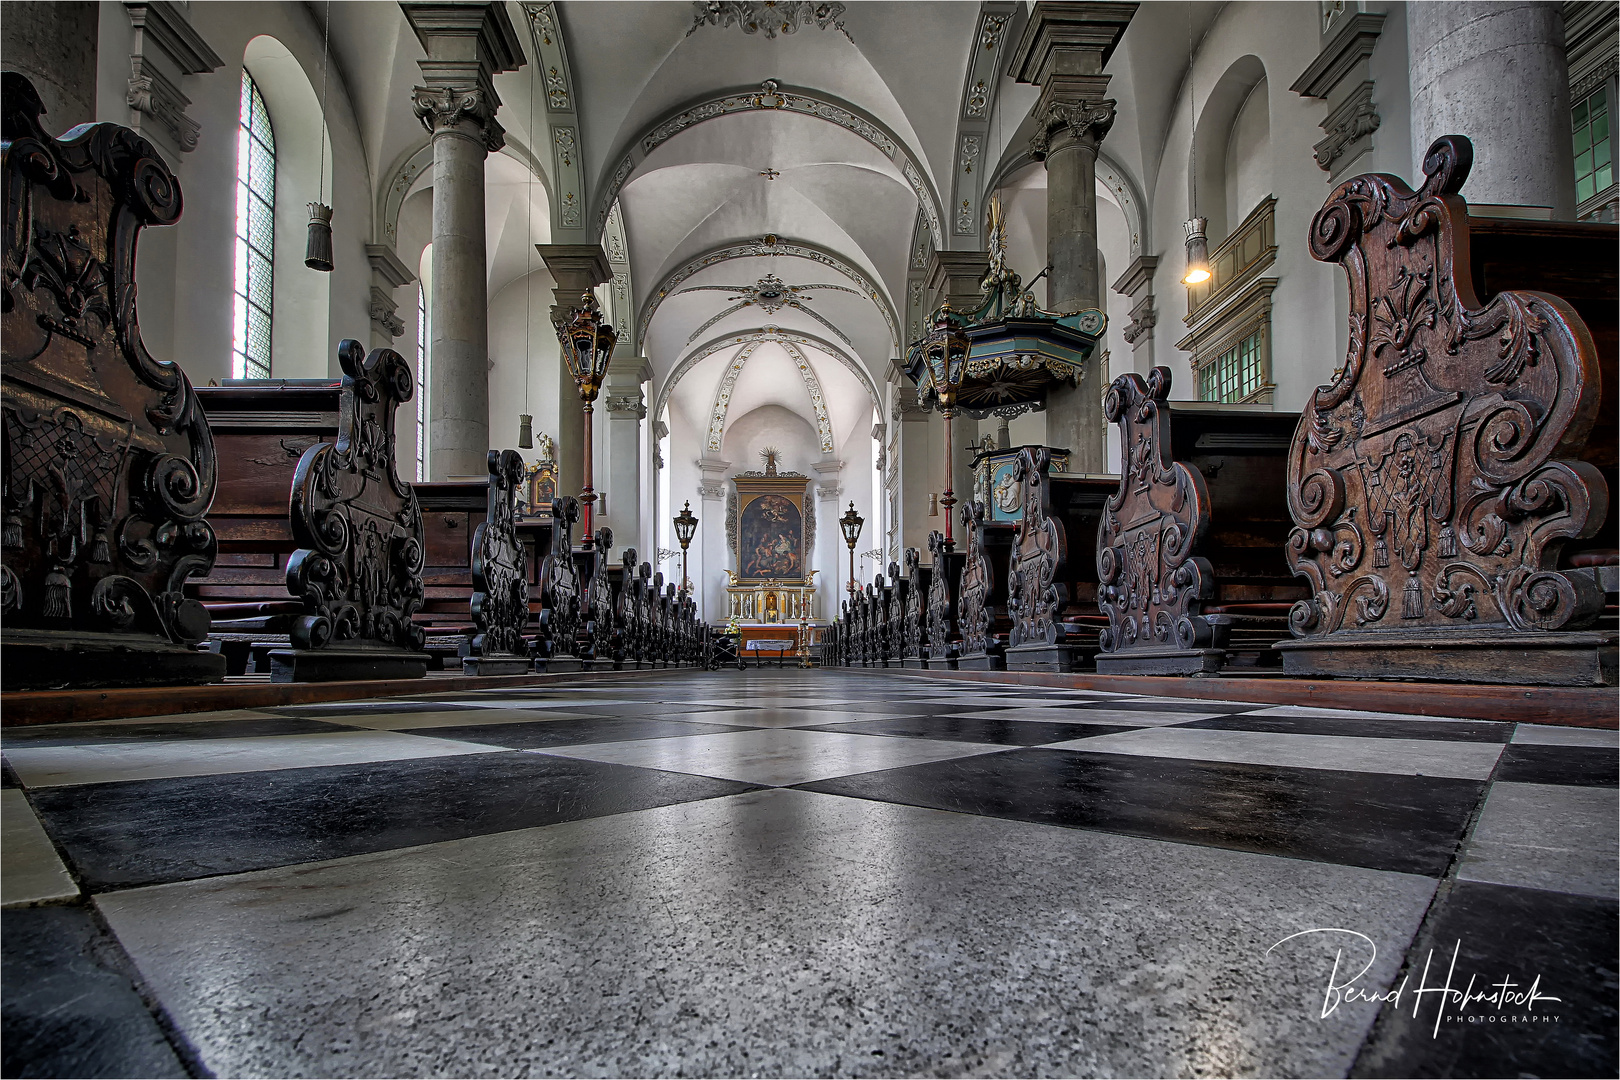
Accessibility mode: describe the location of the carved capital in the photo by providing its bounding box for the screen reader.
[1121,298,1157,344]
[412,85,504,150]
[369,286,406,339]
[603,391,646,419]
[126,60,200,152]
[1030,99,1116,160]
[1312,81,1380,172]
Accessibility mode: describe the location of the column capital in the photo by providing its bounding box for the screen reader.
[1007,3,1136,85]
[403,3,523,151]
[412,85,505,151]
[1030,97,1117,160]
[365,243,417,289]
[696,456,731,500]
[537,244,612,324]
[369,285,406,339]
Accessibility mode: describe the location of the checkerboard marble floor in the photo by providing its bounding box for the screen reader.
[3,672,1615,1078]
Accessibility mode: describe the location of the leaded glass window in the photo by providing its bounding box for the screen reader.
[232,71,275,380]
[1198,329,1264,403]
[416,285,428,482]
[1573,84,1612,206]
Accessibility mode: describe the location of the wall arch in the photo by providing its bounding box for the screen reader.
[705,339,835,454]
[1193,54,1268,242]
[654,326,880,427]
[243,33,333,378]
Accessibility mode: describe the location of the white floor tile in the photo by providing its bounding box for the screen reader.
[1,789,77,906]
[4,730,502,788]
[1458,782,1618,898]
[1047,726,1504,779]
[532,728,1008,786]
[1511,724,1620,747]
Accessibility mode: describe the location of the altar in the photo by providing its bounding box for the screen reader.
[724,573,818,623]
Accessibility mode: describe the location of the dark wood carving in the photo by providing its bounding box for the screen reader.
[464,448,530,674]
[885,559,908,667]
[901,546,928,664]
[1282,136,1612,685]
[275,340,427,682]
[1096,368,1227,674]
[1006,448,1067,649]
[924,530,961,666]
[956,501,1018,667]
[618,547,641,666]
[1,72,224,688]
[586,525,622,666]
[536,495,581,666]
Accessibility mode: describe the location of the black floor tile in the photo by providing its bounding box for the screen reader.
[29,753,759,891]
[798,747,1482,876]
[570,703,732,718]
[1182,714,1513,743]
[406,717,753,749]
[1494,744,1618,787]
[800,716,1144,745]
[2,759,19,789]
[269,701,487,717]
[1352,881,1618,1079]
[1065,699,1257,714]
[1,717,360,748]
[1,905,188,1079]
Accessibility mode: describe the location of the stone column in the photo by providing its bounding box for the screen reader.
[404,2,524,480]
[365,244,416,352]
[1408,1,1576,218]
[537,244,612,509]
[1008,2,1136,472]
[603,350,651,554]
[812,456,845,620]
[697,457,731,623]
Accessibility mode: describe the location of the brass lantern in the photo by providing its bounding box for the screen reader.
[839,501,864,596]
[673,500,698,595]
[557,293,617,403]
[919,306,970,543]
[555,293,618,546]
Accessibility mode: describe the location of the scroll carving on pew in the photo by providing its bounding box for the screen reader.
[1280,135,1613,685]
[900,546,928,667]
[885,559,908,667]
[1,73,225,689]
[957,502,1013,670]
[464,448,530,675]
[1005,447,1071,665]
[535,496,582,671]
[619,547,642,667]
[272,340,427,682]
[586,525,622,667]
[924,529,961,667]
[1096,367,1227,675]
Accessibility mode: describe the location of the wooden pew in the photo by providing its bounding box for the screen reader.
[1,74,225,688]
[884,559,910,668]
[924,530,965,668]
[1002,451,1117,672]
[955,502,1018,670]
[899,547,931,668]
[1093,368,1302,675]
[1279,135,1615,685]
[462,449,531,676]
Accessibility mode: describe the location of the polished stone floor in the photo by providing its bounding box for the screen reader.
[3,671,1615,1078]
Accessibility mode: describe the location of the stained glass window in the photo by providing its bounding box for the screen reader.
[1573,84,1612,207]
[416,285,428,482]
[232,71,275,380]
[1199,329,1264,403]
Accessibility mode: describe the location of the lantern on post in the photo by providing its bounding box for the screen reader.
[918,306,970,544]
[839,501,864,596]
[556,293,617,547]
[673,500,698,595]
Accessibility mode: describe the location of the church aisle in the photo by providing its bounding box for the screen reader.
[3,672,1614,1079]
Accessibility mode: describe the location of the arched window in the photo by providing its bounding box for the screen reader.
[232,70,275,380]
[415,284,428,481]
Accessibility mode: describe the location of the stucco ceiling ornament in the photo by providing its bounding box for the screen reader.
[678,274,862,346]
[687,1,853,42]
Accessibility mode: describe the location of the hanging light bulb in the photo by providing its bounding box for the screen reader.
[1181,216,1210,285]
[518,413,533,449]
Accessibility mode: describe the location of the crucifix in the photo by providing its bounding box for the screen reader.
[759,168,780,180]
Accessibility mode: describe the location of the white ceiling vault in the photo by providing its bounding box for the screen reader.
[553,0,990,458]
